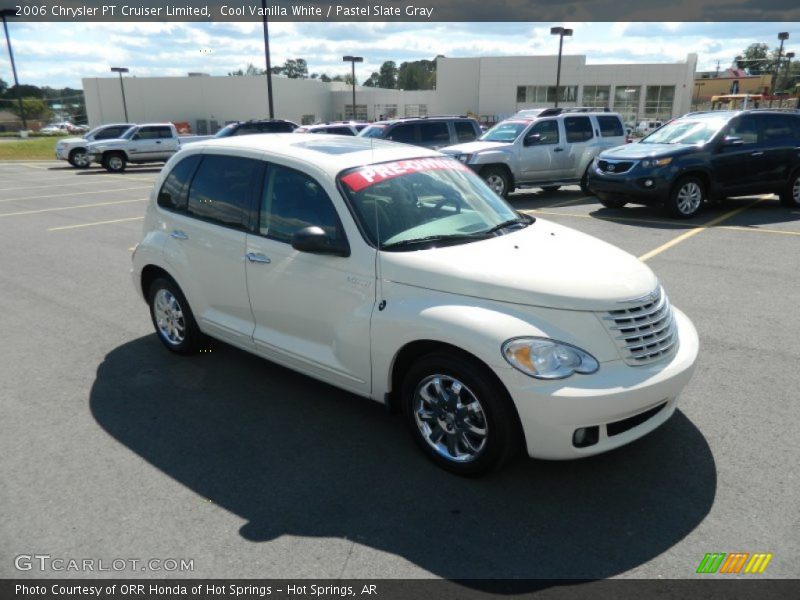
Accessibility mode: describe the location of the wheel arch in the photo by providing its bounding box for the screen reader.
[479,163,515,190]
[140,264,176,300]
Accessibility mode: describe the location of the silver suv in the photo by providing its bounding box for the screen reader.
[441,108,627,197]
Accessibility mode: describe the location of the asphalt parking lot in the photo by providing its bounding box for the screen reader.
[1,160,799,583]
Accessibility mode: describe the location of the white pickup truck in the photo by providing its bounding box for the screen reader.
[55,123,135,168]
[86,123,212,172]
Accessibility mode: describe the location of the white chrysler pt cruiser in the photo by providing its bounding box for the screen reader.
[132,134,698,476]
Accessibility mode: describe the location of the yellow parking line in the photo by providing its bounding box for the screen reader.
[525,209,679,228]
[0,186,151,203]
[545,197,587,208]
[22,163,49,170]
[0,198,147,218]
[722,225,800,236]
[638,197,765,262]
[48,216,144,231]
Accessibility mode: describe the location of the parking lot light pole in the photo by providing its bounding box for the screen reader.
[342,55,363,120]
[550,27,573,108]
[1,8,27,131]
[770,32,789,104]
[783,51,795,94]
[261,0,274,119]
[110,67,129,122]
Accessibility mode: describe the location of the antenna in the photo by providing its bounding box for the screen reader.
[370,136,385,309]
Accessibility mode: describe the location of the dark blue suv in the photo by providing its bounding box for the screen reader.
[587,110,800,218]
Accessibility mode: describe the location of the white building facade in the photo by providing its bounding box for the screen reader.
[83,54,697,131]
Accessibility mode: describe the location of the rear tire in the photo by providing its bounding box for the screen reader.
[481,166,511,198]
[779,170,800,208]
[401,352,521,477]
[666,176,705,218]
[103,152,126,173]
[68,148,91,169]
[148,277,202,355]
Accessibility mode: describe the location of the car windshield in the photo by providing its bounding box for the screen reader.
[358,125,387,138]
[339,157,531,251]
[641,118,727,145]
[479,120,529,143]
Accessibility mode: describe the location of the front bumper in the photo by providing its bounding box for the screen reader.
[55,147,67,160]
[501,307,699,459]
[587,164,674,204]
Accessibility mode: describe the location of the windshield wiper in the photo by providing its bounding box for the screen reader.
[381,233,490,250]
[481,216,531,235]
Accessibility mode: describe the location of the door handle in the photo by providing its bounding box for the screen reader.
[245,252,271,264]
[170,230,188,240]
[156,140,162,144]
[553,147,564,152]
[751,151,764,156]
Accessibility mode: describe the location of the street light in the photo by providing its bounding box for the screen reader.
[0,8,27,131]
[110,67,129,122]
[771,32,790,101]
[261,0,274,119]
[783,51,795,93]
[550,26,573,108]
[342,55,363,120]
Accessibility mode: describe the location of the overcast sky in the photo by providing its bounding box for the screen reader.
[1,21,798,91]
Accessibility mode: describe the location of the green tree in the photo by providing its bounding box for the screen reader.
[362,72,379,87]
[738,43,770,74]
[0,78,8,96]
[228,63,266,76]
[397,59,437,90]
[319,74,332,82]
[272,58,308,79]
[377,61,398,89]
[8,97,51,120]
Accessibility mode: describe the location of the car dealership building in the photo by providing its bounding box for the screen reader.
[83,53,697,132]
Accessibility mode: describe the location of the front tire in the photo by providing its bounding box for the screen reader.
[402,352,521,476]
[68,148,91,168]
[148,277,202,354]
[481,166,511,198]
[540,185,560,193]
[779,170,800,208]
[102,152,126,173]
[598,197,628,209]
[666,176,705,218]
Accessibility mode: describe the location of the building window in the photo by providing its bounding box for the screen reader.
[345,104,368,121]
[404,104,428,118]
[582,85,611,108]
[375,104,399,119]
[517,85,577,104]
[644,86,676,120]
[613,86,641,122]
[301,115,316,125]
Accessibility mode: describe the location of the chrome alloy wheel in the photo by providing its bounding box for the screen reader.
[72,151,90,167]
[154,288,185,345]
[413,374,488,463]
[484,174,506,196]
[676,181,702,215]
[107,155,124,171]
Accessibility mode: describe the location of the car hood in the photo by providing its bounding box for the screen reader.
[600,143,693,160]
[380,219,658,311]
[441,141,512,155]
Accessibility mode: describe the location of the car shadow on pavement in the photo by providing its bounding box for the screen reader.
[90,336,716,587]
[73,167,163,176]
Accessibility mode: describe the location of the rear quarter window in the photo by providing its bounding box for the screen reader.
[454,121,478,142]
[597,116,624,138]
[157,154,202,211]
[186,155,264,230]
[564,116,594,142]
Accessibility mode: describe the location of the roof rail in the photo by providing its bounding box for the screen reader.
[537,107,612,117]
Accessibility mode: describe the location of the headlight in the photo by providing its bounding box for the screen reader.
[502,337,599,380]
[641,157,672,168]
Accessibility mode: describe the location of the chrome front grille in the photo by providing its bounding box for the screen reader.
[602,287,678,366]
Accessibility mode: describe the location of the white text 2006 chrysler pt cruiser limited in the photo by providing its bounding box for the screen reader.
[132,134,698,476]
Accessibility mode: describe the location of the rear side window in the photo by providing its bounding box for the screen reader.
[186,155,264,230]
[326,127,355,136]
[597,116,624,138]
[388,124,416,144]
[728,115,759,144]
[157,154,201,211]
[454,121,478,142]
[419,122,450,145]
[259,121,295,133]
[260,164,345,244]
[759,114,797,143]
[564,116,594,142]
[157,127,173,139]
[136,127,160,140]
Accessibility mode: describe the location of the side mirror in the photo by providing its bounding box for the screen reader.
[722,136,743,147]
[523,133,541,147]
[291,226,350,257]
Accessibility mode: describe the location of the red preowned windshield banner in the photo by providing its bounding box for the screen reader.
[340,158,471,192]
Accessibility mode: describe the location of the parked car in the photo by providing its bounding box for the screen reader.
[587,109,800,218]
[440,108,627,197]
[131,134,698,476]
[55,122,135,168]
[214,119,298,137]
[635,120,664,136]
[358,116,481,150]
[86,123,182,172]
[40,122,73,136]
[294,121,368,135]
